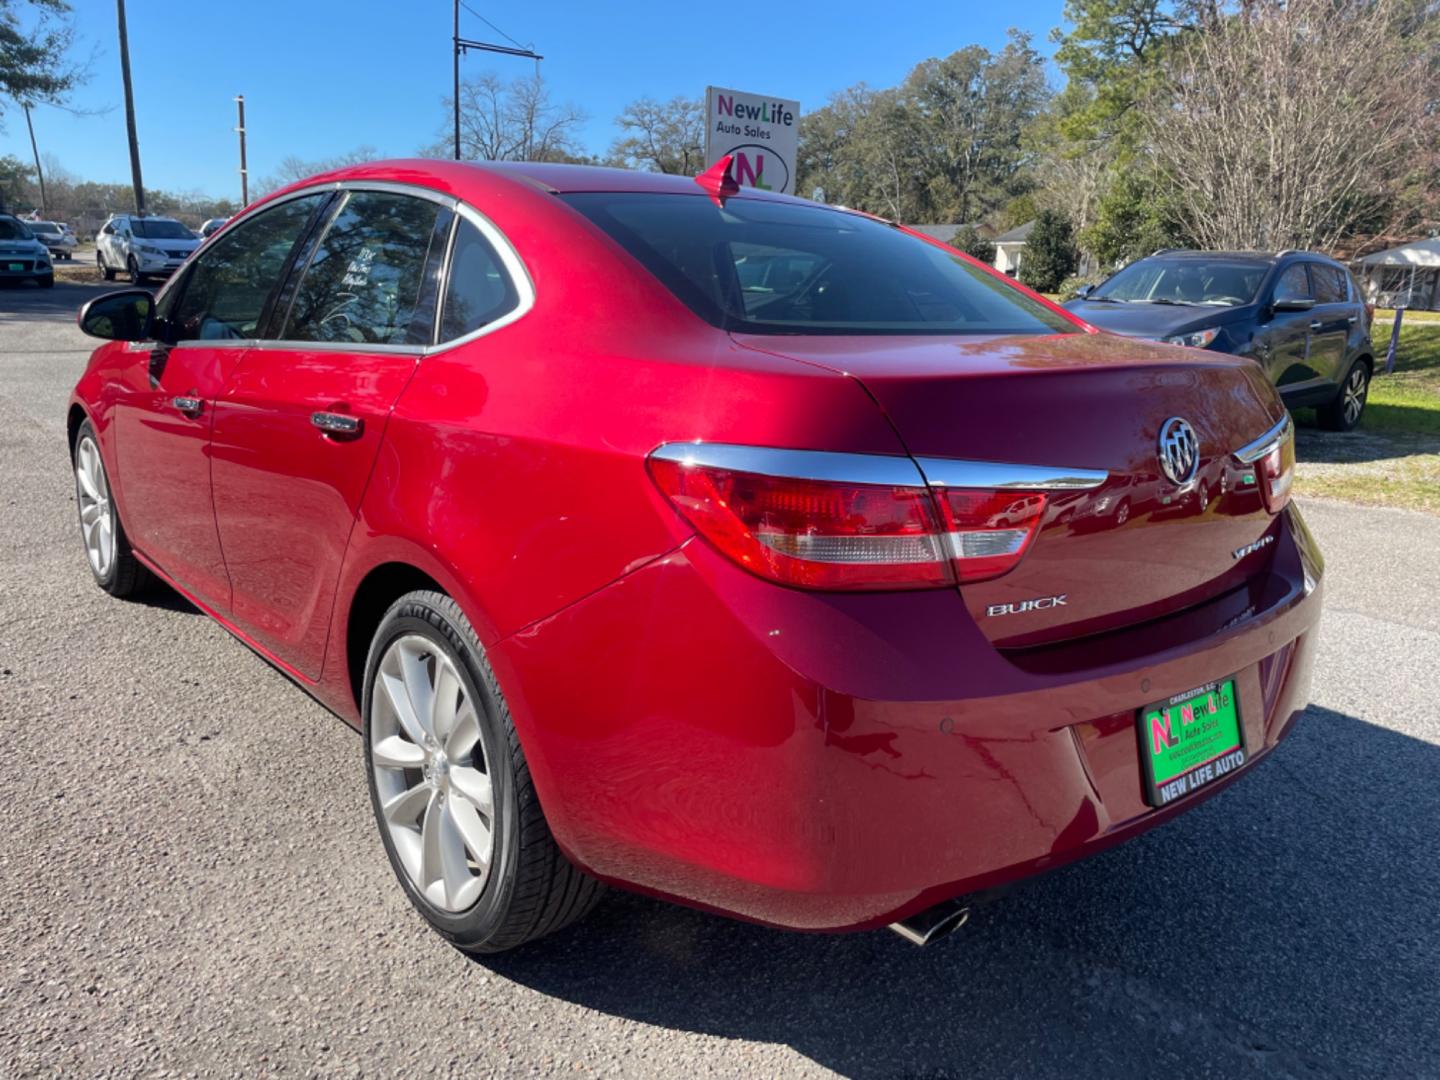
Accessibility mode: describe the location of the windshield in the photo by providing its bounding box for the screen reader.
[131,218,195,240]
[0,218,35,241]
[30,221,60,235]
[1092,258,1268,307]
[563,193,1073,336]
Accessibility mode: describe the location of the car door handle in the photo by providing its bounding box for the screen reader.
[1309,321,1323,330]
[1347,315,1359,324]
[171,395,202,414]
[311,411,362,436]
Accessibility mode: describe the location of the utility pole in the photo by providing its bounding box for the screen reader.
[116,0,146,215]
[235,94,248,206]
[451,0,542,161]
[22,104,46,216]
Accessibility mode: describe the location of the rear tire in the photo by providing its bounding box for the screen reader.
[1319,360,1370,432]
[72,421,150,598]
[363,590,603,954]
[37,273,54,288]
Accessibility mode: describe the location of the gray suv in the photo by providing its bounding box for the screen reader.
[1067,250,1375,431]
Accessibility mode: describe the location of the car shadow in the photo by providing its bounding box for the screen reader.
[1294,418,1437,466]
[480,706,1437,1079]
[134,576,201,616]
[0,279,115,323]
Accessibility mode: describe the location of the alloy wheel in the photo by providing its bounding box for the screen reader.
[74,436,115,578]
[1343,366,1368,427]
[370,634,495,913]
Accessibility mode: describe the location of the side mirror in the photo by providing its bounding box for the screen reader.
[1272,296,1315,312]
[78,288,154,341]
[1075,283,1095,299]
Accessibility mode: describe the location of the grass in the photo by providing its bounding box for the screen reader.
[1292,321,1440,513]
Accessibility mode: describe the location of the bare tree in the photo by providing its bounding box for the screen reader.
[608,96,704,173]
[441,73,586,163]
[1146,0,1439,251]
[255,146,380,197]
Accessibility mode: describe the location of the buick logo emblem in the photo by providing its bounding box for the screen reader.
[1158,417,1199,485]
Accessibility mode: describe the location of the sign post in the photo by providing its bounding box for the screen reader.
[703,86,800,196]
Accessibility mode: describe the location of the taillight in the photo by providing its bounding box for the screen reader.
[1235,416,1294,514]
[647,444,1055,591]
[934,489,1047,583]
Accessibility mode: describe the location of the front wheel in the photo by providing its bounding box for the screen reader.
[72,421,150,597]
[98,251,116,282]
[126,256,144,284]
[1319,361,1370,432]
[363,591,603,954]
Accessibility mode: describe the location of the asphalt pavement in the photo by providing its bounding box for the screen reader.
[3,280,1438,1078]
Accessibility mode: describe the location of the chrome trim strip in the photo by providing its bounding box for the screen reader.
[915,458,1108,491]
[1231,414,1293,464]
[649,442,927,487]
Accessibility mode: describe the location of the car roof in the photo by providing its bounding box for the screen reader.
[1145,249,1343,267]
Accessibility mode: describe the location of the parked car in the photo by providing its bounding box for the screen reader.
[68,160,1323,954]
[27,219,77,260]
[0,213,53,287]
[96,213,202,283]
[1066,250,1375,431]
[198,217,229,238]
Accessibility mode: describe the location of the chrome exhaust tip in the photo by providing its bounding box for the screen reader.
[888,899,971,947]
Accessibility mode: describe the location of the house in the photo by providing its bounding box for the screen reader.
[992,220,1034,277]
[1354,237,1440,311]
[905,223,995,247]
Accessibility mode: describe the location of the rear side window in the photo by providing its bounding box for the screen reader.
[283,191,444,346]
[563,192,1071,336]
[168,193,325,342]
[1311,265,1348,304]
[440,219,520,341]
[1273,264,1312,303]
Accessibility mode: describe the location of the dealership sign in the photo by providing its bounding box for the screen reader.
[703,86,800,196]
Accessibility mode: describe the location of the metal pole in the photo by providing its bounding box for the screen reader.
[453,0,461,160]
[116,0,146,215]
[235,95,248,206]
[23,104,46,215]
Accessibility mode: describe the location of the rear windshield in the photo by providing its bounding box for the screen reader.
[1093,257,1269,307]
[563,192,1072,336]
[31,221,60,235]
[131,218,194,240]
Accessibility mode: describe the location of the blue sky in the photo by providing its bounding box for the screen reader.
[2,1,1064,201]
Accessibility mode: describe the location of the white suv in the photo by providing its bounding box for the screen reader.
[97,214,201,283]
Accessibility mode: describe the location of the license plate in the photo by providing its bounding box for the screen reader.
[6,263,22,272]
[1138,678,1245,807]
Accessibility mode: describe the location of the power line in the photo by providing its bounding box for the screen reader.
[457,1,530,50]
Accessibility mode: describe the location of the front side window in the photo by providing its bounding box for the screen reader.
[439,219,520,341]
[282,191,443,346]
[1092,258,1268,307]
[1273,264,1312,303]
[564,192,1071,336]
[167,193,326,343]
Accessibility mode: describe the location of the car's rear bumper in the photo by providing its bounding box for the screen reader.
[493,503,1323,932]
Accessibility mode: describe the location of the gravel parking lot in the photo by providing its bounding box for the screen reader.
[3,281,1438,1078]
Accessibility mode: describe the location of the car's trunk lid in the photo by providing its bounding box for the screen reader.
[733,331,1288,646]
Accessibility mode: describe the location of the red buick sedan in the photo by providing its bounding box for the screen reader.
[69,160,1322,952]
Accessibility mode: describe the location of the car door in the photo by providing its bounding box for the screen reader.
[98,221,121,267]
[1258,263,1321,398]
[208,187,452,677]
[1307,263,1355,384]
[110,192,332,609]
